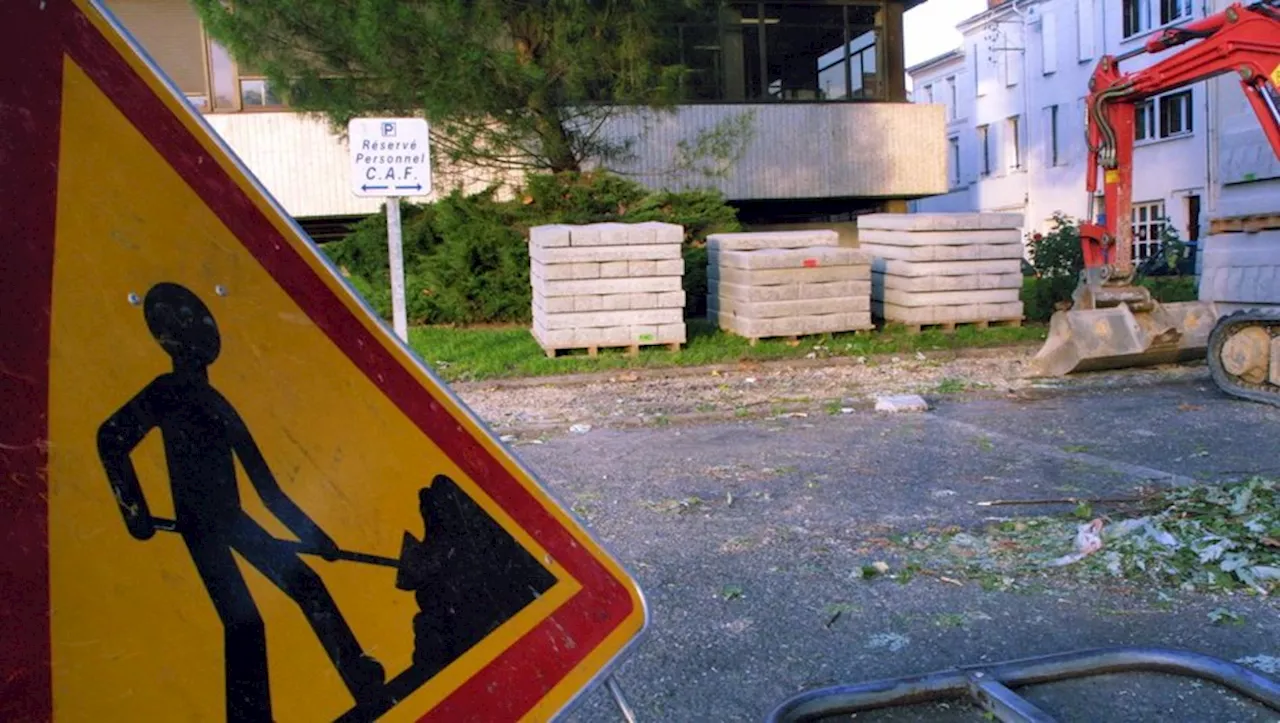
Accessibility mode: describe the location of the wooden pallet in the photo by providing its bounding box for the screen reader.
[1209,213,1280,235]
[743,329,873,347]
[896,317,1023,335]
[542,341,682,359]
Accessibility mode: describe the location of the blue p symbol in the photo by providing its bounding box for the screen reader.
[381,122,396,137]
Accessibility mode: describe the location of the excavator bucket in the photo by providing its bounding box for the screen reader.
[1028,300,1221,377]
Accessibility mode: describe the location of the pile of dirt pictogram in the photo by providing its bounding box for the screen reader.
[397,474,559,677]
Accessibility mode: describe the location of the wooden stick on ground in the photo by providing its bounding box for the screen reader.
[974,495,1148,507]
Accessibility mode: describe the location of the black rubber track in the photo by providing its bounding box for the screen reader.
[1206,308,1280,408]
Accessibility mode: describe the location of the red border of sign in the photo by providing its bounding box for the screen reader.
[0,0,61,719]
[0,2,637,720]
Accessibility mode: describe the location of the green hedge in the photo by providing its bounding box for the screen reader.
[1139,276,1199,303]
[322,172,740,325]
[1020,211,1200,322]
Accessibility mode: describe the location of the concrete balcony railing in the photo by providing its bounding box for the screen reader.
[599,102,950,202]
[202,101,948,219]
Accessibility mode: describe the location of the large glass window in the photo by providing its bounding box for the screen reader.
[208,40,239,111]
[678,23,726,100]
[743,22,764,99]
[763,3,845,100]
[668,2,887,103]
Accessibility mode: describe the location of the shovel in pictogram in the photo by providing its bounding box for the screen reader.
[151,517,432,590]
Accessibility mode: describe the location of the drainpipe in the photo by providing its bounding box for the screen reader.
[1203,0,1217,230]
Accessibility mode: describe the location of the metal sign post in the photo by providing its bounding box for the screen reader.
[384,195,408,340]
[348,117,432,343]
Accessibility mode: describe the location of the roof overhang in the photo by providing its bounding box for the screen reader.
[907,48,964,75]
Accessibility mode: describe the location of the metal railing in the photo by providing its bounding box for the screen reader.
[764,646,1280,723]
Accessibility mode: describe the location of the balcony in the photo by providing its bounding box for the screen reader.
[599,102,949,201]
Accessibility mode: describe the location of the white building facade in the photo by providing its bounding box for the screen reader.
[908,0,1235,262]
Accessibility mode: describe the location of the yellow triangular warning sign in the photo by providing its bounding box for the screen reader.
[0,2,646,721]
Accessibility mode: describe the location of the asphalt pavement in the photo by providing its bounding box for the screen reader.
[509,369,1280,723]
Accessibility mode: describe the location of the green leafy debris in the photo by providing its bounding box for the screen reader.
[720,584,744,601]
[889,477,1280,595]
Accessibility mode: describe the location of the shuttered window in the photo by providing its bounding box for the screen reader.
[1077,0,1095,61]
[1041,12,1057,75]
[103,0,208,96]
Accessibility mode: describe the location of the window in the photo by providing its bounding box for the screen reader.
[1159,89,1192,137]
[1123,0,1149,38]
[1042,12,1058,75]
[1004,26,1023,87]
[1077,0,1096,60]
[1120,0,1191,37]
[1135,99,1155,141]
[1131,200,1166,262]
[1160,0,1193,26]
[232,52,287,110]
[1007,115,1021,171]
[949,136,961,187]
[742,18,764,99]
[1186,194,1201,242]
[769,4,877,100]
[846,26,879,100]
[972,43,980,95]
[109,0,207,97]
[239,78,283,108]
[763,3,846,100]
[924,84,934,103]
[208,40,239,110]
[1136,89,1193,142]
[1124,0,1192,38]
[978,124,991,176]
[1047,104,1060,166]
[677,23,726,101]
[669,3,882,102]
[946,76,957,119]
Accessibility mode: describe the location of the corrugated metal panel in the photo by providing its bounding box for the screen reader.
[102,0,206,95]
[203,104,947,218]
[202,113,512,218]
[597,103,949,200]
[204,113,386,218]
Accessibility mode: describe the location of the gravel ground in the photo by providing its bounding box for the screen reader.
[443,357,1280,723]
[453,346,1211,437]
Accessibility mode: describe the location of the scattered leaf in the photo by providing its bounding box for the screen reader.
[720,584,744,601]
[1208,607,1244,625]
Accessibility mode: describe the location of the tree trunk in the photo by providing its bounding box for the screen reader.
[529,97,580,173]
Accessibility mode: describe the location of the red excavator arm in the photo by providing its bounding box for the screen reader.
[1079,1,1280,309]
